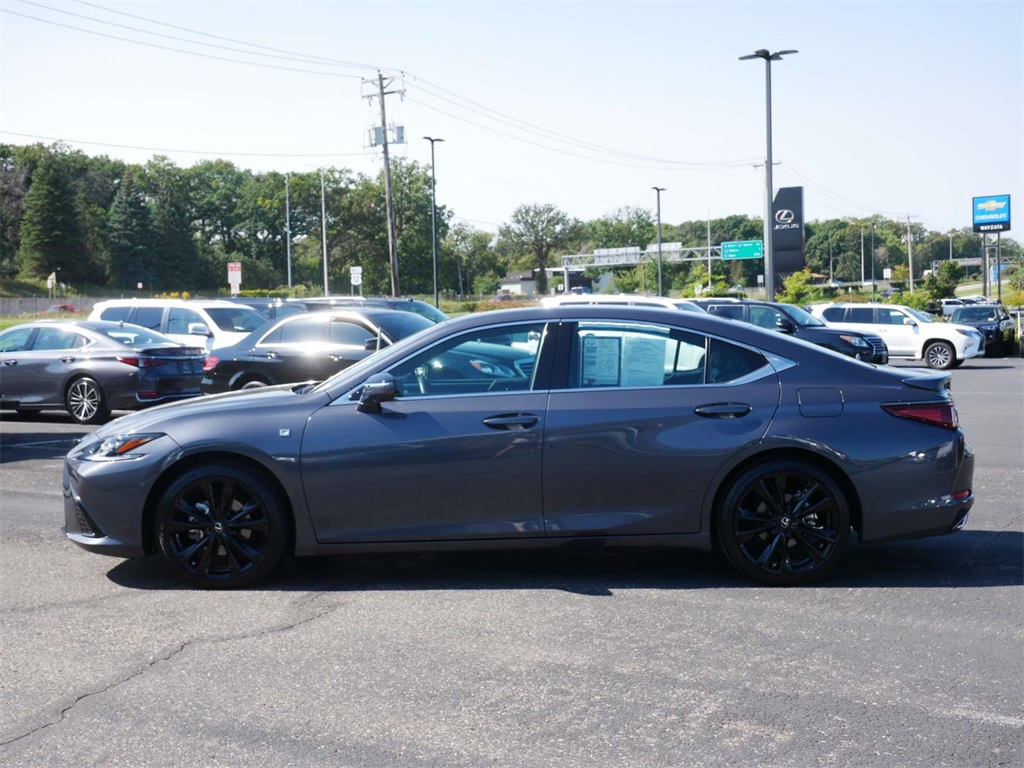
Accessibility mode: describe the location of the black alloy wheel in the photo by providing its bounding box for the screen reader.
[717,460,850,586]
[156,464,287,588]
[65,376,110,424]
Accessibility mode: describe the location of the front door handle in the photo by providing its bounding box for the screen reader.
[2,360,17,366]
[482,413,539,430]
[694,403,752,419]
[60,356,76,363]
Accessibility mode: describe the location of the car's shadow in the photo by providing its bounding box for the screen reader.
[106,529,1023,593]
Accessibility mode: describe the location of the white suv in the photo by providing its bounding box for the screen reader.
[807,302,985,369]
[89,299,267,350]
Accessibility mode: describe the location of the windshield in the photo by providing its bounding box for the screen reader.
[101,325,181,347]
[907,308,935,323]
[404,302,449,324]
[778,303,824,327]
[310,329,431,394]
[953,307,1004,322]
[377,312,436,341]
[205,307,269,333]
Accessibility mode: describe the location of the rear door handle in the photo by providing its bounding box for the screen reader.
[483,413,539,430]
[694,403,752,419]
[2,360,17,366]
[60,356,76,363]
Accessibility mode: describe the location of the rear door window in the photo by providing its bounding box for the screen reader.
[98,305,132,322]
[133,307,164,330]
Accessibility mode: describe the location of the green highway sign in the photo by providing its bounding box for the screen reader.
[721,240,764,260]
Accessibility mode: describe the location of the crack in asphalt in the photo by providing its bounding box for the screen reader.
[0,593,340,748]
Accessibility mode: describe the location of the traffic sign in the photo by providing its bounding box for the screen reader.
[350,266,363,286]
[722,240,763,260]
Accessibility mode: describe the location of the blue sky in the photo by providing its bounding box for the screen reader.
[2,0,1021,239]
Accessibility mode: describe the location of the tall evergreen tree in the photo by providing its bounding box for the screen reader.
[106,171,156,289]
[18,154,86,281]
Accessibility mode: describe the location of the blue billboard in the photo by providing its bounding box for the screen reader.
[972,194,1011,233]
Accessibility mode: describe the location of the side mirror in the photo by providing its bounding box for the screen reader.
[364,337,389,351]
[187,322,212,337]
[903,317,916,326]
[775,318,796,334]
[355,373,396,413]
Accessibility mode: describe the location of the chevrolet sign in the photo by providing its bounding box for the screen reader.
[972,194,1011,233]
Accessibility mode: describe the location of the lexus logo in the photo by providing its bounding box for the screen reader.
[775,209,796,225]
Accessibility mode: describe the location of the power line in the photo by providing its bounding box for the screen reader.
[0,131,367,159]
[18,0,376,72]
[70,0,390,71]
[2,8,367,78]
[406,95,756,172]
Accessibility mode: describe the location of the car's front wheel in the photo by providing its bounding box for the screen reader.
[156,464,287,588]
[924,341,956,369]
[716,459,850,586]
[65,377,110,424]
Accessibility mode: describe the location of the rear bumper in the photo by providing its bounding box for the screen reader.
[858,439,975,543]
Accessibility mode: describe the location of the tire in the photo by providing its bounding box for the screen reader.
[156,464,287,589]
[65,377,110,424]
[240,379,269,390]
[716,459,850,586]
[923,341,956,370]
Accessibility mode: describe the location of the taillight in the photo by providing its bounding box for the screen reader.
[882,402,958,429]
[202,355,220,373]
[116,356,167,368]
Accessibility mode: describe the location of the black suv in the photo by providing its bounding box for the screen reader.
[693,299,889,364]
[950,303,1016,355]
[287,297,449,324]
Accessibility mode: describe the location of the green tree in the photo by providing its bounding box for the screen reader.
[447,223,498,297]
[18,152,87,282]
[922,260,964,302]
[106,170,156,289]
[498,203,584,294]
[143,157,204,290]
[586,207,655,250]
[776,269,822,306]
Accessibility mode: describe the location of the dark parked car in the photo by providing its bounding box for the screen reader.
[289,296,449,324]
[949,303,1016,355]
[694,299,889,364]
[64,305,974,588]
[0,320,205,423]
[201,308,434,394]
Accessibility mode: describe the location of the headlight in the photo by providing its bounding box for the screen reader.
[838,334,869,348]
[81,433,165,461]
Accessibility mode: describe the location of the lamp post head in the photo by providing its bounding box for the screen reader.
[740,48,798,62]
[423,136,444,144]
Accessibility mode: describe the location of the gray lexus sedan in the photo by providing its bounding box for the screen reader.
[63,305,975,588]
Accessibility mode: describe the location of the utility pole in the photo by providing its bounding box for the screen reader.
[366,71,403,297]
[860,228,865,286]
[285,174,292,288]
[906,215,915,294]
[320,170,329,296]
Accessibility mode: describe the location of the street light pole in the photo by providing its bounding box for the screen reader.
[871,224,877,301]
[652,186,666,296]
[707,209,713,293]
[740,48,797,302]
[423,136,444,308]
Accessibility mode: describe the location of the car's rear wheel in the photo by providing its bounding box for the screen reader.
[240,379,269,390]
[716,459,850,586]
[65,377,110,424]
[924,341,956,369]
[156,464,287,588]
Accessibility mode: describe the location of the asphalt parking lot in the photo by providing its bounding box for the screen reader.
[1,357,1021,768]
